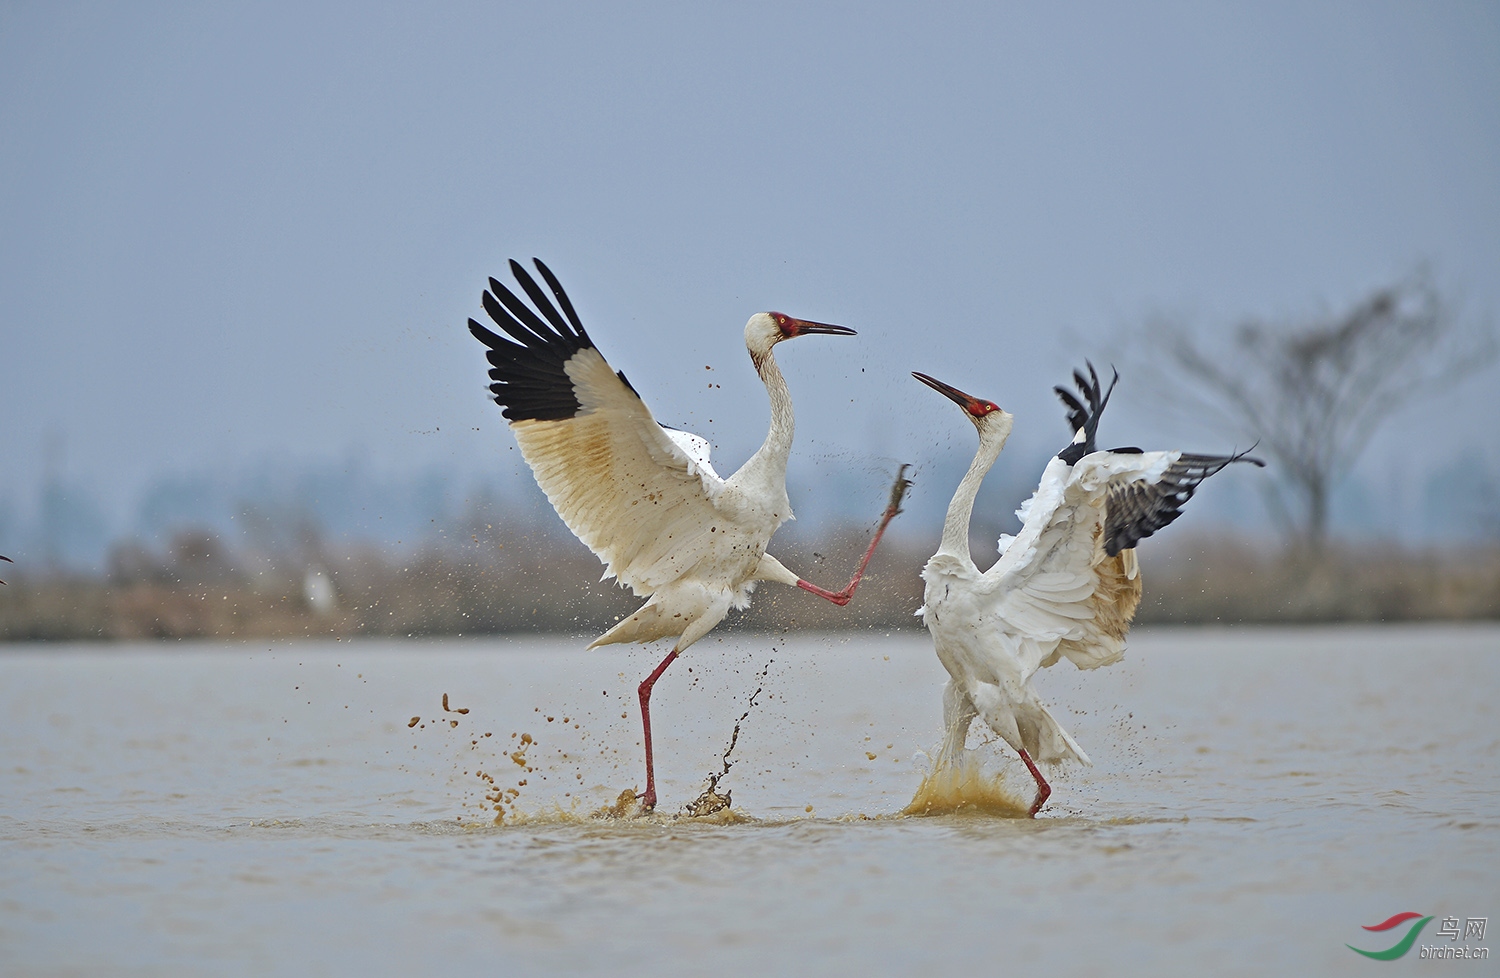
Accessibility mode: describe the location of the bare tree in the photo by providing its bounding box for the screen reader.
[1139,268,1494,547]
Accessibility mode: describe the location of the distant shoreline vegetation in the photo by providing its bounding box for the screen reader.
[0,527,1496,642]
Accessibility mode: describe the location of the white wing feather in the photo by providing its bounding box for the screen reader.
[660,426,722,484]
[983,453,1170,669]
[510,346,727,595]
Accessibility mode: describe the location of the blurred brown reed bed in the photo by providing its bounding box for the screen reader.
[0,522,922,642]
[1133,535,1500,624]
[0,529,1495,642]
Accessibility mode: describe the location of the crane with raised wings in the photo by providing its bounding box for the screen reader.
[913,365,1261,816]
[469,259,910,810]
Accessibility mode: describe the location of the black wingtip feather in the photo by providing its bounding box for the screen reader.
[1056,360,1120,463]
[530,258,589,341]
[1055,387,1088,433]
[468,318,504,347]
[469,260,596,422]
[507,261,576,340]
[1102,448,1264,555]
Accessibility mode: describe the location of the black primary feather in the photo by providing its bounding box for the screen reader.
[1102,449,1264,556]
[468,259,598,422]
[1055,388,1088,433]
[1056,361,1119,464]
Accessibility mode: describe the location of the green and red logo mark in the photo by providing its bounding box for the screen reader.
[1348,912,1433,960]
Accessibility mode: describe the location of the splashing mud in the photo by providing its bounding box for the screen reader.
[482,792,753,827]
[903,751,1032,818]
[683,664,769,818]
[481,732,536,823]
[594,788,644,819]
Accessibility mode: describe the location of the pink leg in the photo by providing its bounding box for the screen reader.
[797,465,911,607]
[1016,747,1051,818]
[636,648,680,810]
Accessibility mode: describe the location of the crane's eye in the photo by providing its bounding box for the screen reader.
[968,401,1000,417]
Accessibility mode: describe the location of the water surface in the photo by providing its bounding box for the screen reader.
[2,625,1496,975]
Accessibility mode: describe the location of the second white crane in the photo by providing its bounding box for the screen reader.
[913,365,1261,816]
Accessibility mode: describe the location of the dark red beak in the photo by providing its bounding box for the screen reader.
[914,371,980,408]
[912,372,1001,417]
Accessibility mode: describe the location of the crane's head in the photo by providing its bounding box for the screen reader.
[744,312,856,364]
[912,372,1014,438]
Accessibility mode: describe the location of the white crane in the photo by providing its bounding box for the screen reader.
[913,365,1261,816]
[469,259,910,810]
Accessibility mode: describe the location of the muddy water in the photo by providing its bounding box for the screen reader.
[1,626,1496,976]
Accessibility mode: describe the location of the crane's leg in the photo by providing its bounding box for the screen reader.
[937,681,978,769]
[634,600,730,811]
[1016,747,1051,818]
[796,465,912,607]
[636,648,679,812]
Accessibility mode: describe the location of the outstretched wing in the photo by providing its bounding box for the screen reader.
[1101,450,1262,556]
[985,456,1143,671]
[988,448,1260,671]
[469,259,725,594]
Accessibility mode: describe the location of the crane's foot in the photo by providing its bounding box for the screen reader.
[1017,747,1052,818]
[886,463,913,514]
[795,464,913,608]
[1027,782,1051,818]
[797,579,852,605]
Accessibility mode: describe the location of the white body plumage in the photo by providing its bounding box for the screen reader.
[913,367,1259,815]
[921,452,1171,769]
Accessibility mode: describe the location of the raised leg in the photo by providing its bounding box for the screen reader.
[636,648,680,811]
[1016,747,1051,818]
[796,465,912,606]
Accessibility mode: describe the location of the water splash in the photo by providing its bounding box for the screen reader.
[593,788,645,819]
[902,750,1031,818]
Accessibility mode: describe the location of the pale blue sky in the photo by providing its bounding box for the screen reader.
[2,1,1497,550]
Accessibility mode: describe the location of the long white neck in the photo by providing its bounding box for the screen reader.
[740,346,795,484]
[937,424,1010,562]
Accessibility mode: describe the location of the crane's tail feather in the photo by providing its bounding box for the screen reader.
[588,591,734,652]
[1031,702,1092,767]
[589,599,679,649]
